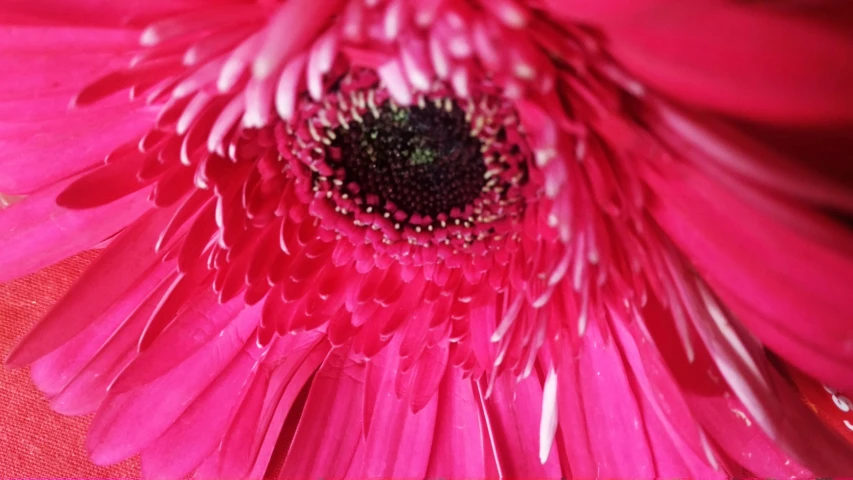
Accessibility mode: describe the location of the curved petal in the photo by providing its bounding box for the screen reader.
[425,367,487,478]
[648,157,853,393]
[607,3,853,124]
[278,346,365,478]
[85,302,259,465]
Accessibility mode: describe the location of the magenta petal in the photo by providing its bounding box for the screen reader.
[608,3,853,124]
[0,26,158,196]
[0,23,136,118]
[480,373,562,477]
[688,389,810,478]
[139,339,261,479]
[0,184,152,285]
[196,332,328,479]
[359,348,437,478]
[566,320,655,478]
[425,367,486,478]
[107,290,246,393]
[649,158,853,393]
[5,204,170,366]
[682,281,853,476]
[85,304,259,465]
[244,336,329,479]
[609,318,729,478]
[55,152,154,209]
[0,21,152,193]
[47,271,174,416]
[29,258,173,397]
[0,107,155,194]
[278,346,365,478]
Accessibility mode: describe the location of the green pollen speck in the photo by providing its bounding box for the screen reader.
[392,109,409,125]
[409,146,438,166]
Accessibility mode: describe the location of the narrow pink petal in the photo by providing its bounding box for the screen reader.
[196,332,327,479]
[47,270,173,416]
[5,204,170,365]
[0,107,154,195]
[278,346,365,478]
[480,374,562,477]
[107,290,247,393]
[648,102,853,215]
[648,159,853,393]
[274,53,307,121]
[86,304,259,465]
[250,0,342,80]
[609,317,730,478]
[245,336,330,479]
[0,21,154,194]
[683,281,853,475]
[608,3,853,124]
[0,24,136,118]
[56,151,154,208]
[570,320,655,478]
[359,349,438,478]
[688,388,811,477]
[30,259,173,396]
[140,339,262,479]
[425,367,486,478]
[0,185,153,285]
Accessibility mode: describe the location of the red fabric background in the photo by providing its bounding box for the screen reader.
[1,252,851,477]
[0,252,140,478]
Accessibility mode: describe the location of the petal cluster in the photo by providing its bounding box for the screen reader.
[1,0,853,478]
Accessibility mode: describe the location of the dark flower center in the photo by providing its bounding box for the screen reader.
[283,70,534,253]
[328,100,486,219]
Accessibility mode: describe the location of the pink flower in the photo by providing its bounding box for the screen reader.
[2,0,853,477]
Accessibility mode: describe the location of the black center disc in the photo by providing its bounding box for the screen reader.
[330,100,486,219]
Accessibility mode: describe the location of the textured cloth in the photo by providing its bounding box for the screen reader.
[0,252,140,478]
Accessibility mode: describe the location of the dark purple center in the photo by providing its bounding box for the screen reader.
[330,100,486,218]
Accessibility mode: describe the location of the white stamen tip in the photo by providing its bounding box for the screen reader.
[139,28,158,46]
[539,367,559,464]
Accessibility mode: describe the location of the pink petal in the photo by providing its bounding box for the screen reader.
[193,332,327,479]
[607,3,853,124]
[425,367,486,478]
[648,157,853,393]
[682,279,853,476]
[358,348,438,478]
[688,388,810,477]
[245,335,329,479]
[140,339,262,479]
[29,259,173,397]
[85,302,259,465]
[0,23,154,193]
[609,316,730,478]
[278,346,365,478]
[480,374,562,477]
[47,270,174,415]
[0,107,153,194]
[107,290,246,393]
[560,320,656,478]
[56,151,154,208]
[4,203,169,364]
[0,24,136,118]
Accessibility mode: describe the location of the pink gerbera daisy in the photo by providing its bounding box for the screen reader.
[2,0,853,477]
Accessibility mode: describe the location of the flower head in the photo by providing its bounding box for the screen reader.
[2,0,853,478]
